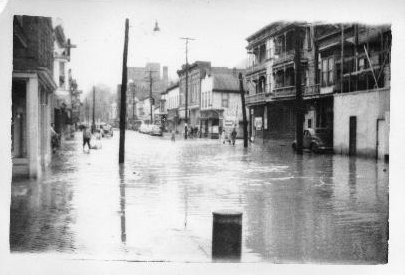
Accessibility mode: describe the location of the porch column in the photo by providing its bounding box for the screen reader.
[45,92,52,165]
[26,75,41,178]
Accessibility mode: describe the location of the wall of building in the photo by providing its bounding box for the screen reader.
[13,16,53,72]
[334,88,390,158]
[167,86,179,110]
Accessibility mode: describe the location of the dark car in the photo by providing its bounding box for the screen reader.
[292,128,332,153]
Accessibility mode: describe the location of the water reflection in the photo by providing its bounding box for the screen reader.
[348,157,357,202]
[119,164,126,243]
[10,132,388,263]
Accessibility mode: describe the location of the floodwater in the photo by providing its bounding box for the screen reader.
[10,131,388,263]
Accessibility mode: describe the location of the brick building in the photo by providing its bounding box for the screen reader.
[12,15,57,178]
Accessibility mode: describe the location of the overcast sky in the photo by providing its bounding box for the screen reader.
[4,0,398,97]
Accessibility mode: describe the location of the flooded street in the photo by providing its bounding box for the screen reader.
[10,131,388,263]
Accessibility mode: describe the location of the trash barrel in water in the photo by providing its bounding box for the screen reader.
[212,211,242,261]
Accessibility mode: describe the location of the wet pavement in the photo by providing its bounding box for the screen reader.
[10,131,389,263]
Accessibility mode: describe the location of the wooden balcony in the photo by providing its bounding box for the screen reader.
[273,50,295,66]
[245,92,266,105]
[273,50,308,69]
[304,84,320,96]
[273,86,296,98]
[246,62,267,76]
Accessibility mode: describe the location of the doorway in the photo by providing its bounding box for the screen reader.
[349,116,357,156]
[11,80,27,158]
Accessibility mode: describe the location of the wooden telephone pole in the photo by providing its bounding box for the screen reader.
[294,26,304,154]
[92,86,96,133]
[144,70,158,124]
[119,19,129,164]
[180,37,195,139]
[149,70,153,123]
[239,73,248,148]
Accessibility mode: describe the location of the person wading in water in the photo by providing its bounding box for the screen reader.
[82,126,92,152]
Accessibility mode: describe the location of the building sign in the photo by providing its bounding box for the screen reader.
[255,117,262,130]
[224,120,234,127]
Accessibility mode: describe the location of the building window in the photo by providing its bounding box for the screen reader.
[359,58,365,70]
[308,119,312,129]
[259,44,266,63]
[321,57,334,86]
[221,93,229,108]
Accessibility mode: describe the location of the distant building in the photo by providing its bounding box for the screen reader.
[52,22,75,140]
[116,63,169,127]
[200,68,245,138]
[12,15,57,178]
[177,61,211,134]
[165,82,180,133]
[137,95,157,125]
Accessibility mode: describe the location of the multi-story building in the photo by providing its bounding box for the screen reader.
[165,82,180,133]
[12,15,57,178]
[177,61,211,134]
[53,22,75,140]
[137,95,157,124]
[245,21,390,159]
[245,22,322,141]
[200,68,245,138]
[315,24,391,159]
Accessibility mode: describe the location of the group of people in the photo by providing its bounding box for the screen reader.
[220,128,237,146]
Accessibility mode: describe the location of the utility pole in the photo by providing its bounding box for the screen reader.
[119,18,129,164]
[180,37,195,139]
[149,70,153,124]
[340,24,344,93]
[92,86,96,133]
[239,73,248,148]
[145,70,158,124]
[132,85,135,120]
[294,26,304,154]
[85,98,89,126]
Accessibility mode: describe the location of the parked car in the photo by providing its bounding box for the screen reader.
[101,124,113,137]
[150,125,163,136]
[133,120,143,131]
[139,123,150,134]
[292,128,332,153]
